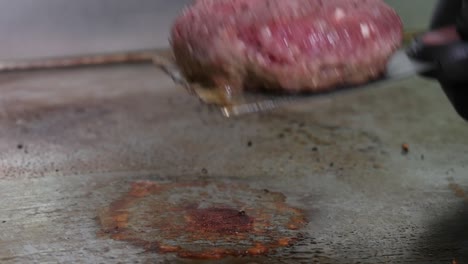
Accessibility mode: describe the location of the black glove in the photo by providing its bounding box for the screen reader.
[408,0,468,120]
[457,0,468,39]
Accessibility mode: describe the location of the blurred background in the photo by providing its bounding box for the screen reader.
[0,0,437,59]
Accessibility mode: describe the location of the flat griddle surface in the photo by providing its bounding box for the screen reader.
[0,64,467,263]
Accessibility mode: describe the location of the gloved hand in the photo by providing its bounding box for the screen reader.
[408,0,468,120]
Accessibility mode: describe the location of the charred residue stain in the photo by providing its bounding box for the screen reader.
[98,181,307,259]
[258,113,387,177]
[186,208,253,234]
[402,143,409,155]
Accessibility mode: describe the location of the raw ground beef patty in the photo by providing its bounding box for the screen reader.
[170,0,403,93]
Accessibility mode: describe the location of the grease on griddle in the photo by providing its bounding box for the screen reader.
[98,181,307,260]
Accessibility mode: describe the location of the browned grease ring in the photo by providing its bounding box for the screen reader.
[98,181,307,259]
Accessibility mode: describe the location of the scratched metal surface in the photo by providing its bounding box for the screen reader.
[0,63,467,263]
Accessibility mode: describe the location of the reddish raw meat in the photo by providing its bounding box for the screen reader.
[170,0,403,93]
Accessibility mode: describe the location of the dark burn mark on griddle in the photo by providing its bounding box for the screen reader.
[357,145,376,153]
[261,113,389,180]
[187,208,253,234]
[98,181,307,260]
[247,141,253,147]
[402,143,409,155]
[74,107,86,114]
[16,144,23,149]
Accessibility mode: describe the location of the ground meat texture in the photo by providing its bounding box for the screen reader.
[170,0,403,93]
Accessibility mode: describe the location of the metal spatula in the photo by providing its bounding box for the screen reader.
[161,49,433,117]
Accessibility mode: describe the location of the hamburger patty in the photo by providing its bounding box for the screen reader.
[170,0,403,93]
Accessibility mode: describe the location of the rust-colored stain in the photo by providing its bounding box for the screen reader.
[186,208,253,234]
[98,181,307,259]
[448,178,468,202]
[449,183,466,199]
[401,143,409,154]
